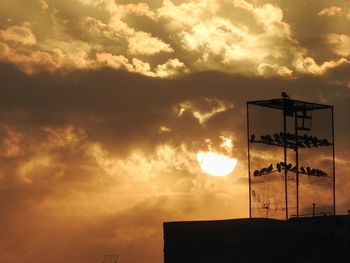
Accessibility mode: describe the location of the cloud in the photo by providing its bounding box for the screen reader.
[0,0,347,78]
[119,2,157,19]
[96,52,133,70]
[127,31,173,55]
[294,56,349,75]
[257,63,293,77]
[174,98,234,125]
[158,0,302,74]
[0,42,58,74]
[37,0,49,11]
[154,58,188,77]
[318,6,342,17]
[0,35,99,74]
[41,39,95,69]
[0,25,37,45]
[83,16,129,40]
[95,53,187,77]
[326,34,350,57]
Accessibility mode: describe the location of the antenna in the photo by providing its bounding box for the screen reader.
[247,95,335,220]
[102,255,119,263]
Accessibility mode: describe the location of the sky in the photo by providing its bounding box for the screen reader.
[0,0,350,262]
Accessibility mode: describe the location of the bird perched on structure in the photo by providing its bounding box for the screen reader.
[291,166,298,172]
[276,163,281,172]
[273,134,282,145]
[281,92,290,98]
[306,166,311,175]
[250,134,255,142]
[320,139,330,146]
[260,168,268,175]
[267,163,273,173]
[280,162,287,169]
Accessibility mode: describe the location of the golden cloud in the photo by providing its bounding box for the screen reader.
[326,34,350,57]
[293,56,349,75]
[257,63,293,77]
[127,31,173,56]
[318,6,342,17]
[174,98,234,125]
[0,25,36,46]
[0,0,348,78]
[96,52,133,70]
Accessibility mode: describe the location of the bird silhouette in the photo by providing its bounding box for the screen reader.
[281,92,290,98]
[250,134,255,142]
[289,142,296,149]
[297,142,305,148]
[306,166,311,175]
[311,136,319,147]
[273,133,282,143]
[267,164,273,173]
[318,170,327,177]
[300,166,306,174]
[303,140,311,148]
[254,170,260,177]
[266,135,273,144]
[260,168,268,175]
[277,163,281,172]
[321,139,330,146]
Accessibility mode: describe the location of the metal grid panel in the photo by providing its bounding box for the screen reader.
[247,98,335,220]
[248,98,332,111]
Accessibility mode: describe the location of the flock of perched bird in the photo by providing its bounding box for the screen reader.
[250,132,331,149]
[253,162,327,177]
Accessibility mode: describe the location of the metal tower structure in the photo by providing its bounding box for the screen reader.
[247,94,335,220]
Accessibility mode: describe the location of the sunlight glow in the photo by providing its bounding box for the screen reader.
[197,151,238,177]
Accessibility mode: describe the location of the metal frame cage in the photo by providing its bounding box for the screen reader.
[247,97,335,220]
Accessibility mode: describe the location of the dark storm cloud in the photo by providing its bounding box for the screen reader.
[1,61,349,163]
[1,60,350,171]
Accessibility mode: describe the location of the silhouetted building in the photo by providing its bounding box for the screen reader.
[164,216,350,263]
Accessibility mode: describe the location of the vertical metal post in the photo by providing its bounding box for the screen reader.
[295,110,299,218]
[283,107,289,220]
[312,203,316,217]
[247,102,252,218]
[332,107,336,216]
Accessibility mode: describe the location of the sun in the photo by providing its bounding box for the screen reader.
[197,151,238,177]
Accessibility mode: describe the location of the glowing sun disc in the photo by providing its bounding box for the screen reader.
[197,151,238,177]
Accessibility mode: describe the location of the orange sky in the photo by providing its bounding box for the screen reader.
[0,1,350,263]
